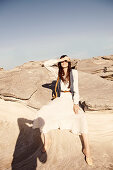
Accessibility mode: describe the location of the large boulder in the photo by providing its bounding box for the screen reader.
[0,55,113,111]
[77,55,113,81]
[78,71,113,110]
[0,61,53,109]
[0,99,113,170]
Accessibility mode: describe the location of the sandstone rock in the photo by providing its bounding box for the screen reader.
[78,71,113,110]
[101,55,113,60]
[0,55,113,169]
[0,63,53,109]
[0,99,113,170]
[0,56,113,111]
[77,55,113,81]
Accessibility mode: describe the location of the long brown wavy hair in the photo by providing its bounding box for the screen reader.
[58,55,71,88]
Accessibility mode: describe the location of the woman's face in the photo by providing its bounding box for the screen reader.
[61,60,68,68]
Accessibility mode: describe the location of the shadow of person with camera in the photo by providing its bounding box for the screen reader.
[11,117,47,170]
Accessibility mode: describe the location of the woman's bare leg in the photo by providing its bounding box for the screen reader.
[81,133,91,157]
[81,133,93,165]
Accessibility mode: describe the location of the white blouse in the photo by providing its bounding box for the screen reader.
[60,79,70,91]
[43,58,80,105]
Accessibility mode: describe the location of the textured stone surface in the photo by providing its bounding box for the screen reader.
[0,55,113,169]
[78,71,113,110]
[0,62,53,109]
[0,55,113,110]
[77,55,113,81]
[0,99,113,170]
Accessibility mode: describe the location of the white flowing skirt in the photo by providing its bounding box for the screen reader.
[32,92,88,135]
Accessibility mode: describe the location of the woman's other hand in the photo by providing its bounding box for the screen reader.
[73,104,79,114]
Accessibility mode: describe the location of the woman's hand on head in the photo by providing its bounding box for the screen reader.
[64,56,71,62]
[73,104,79,114]
[59,56,71,62]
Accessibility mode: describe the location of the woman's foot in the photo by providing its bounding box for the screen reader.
[82,148,93,166]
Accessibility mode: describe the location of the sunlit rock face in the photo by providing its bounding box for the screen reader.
[0,55,113,110]
[77,55,113,81]
[0,99,113,170]
[0,55,113,170]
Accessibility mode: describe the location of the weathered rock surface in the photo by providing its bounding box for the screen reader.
[78,71,113,110]
[0,99,113,170]
[77,55,113,81]
[0,55,113,110]
[0,56,113,170]
[0,61,53,109]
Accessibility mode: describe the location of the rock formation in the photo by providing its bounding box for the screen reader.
[0,55,113,170]
[0,55,113,110]
[0,99,113,170]
[77,55,113,81]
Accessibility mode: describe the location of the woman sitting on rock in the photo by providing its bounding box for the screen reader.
[32,55,93,165]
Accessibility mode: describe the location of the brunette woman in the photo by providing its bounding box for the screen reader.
[32,55,93,165]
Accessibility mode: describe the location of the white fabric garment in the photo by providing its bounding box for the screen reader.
[32,58,88,135]
[60,79,70,91]
[43,58,80,105]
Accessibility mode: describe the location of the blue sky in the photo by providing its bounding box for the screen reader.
[0,0,113,70]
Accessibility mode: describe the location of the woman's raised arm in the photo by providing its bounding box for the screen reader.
[43,58,63,78]
[43,58,59,78]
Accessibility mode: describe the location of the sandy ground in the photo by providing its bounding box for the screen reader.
[0,99,113,170]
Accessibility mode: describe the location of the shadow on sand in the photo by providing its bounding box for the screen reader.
[11,118,47,170]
